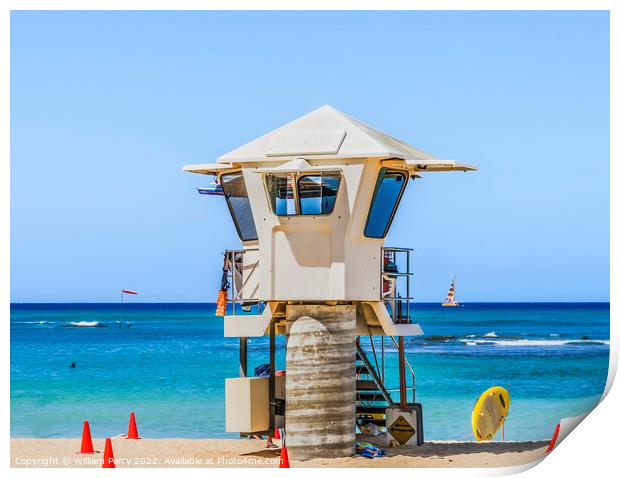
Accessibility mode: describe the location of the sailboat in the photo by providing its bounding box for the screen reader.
[441,277,461,307]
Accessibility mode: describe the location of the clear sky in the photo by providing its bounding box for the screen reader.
[10,11,609,302]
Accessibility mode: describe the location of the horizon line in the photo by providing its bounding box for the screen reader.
[9,301,611,305]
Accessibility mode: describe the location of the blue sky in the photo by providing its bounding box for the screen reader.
[10,11,609,302]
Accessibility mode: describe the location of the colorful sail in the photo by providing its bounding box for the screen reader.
[442,278,460,307]
[444,281,455,303]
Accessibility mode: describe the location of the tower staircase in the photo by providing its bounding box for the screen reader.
[355,341,394,431]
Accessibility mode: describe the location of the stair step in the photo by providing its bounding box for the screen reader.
[356,390,386,398]
[357,402,389,410]
[357,402,389,409]
[357,417,387,426]
[356,397,388,406]
[356,395,389,401]
[357,405,389,413]
[356,380,380,391]
[356,406,387,414]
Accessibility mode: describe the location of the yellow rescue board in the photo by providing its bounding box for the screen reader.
[471,386,510,441]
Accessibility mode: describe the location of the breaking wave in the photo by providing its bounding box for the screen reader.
[459,338,609,347]
[67,321,104,328]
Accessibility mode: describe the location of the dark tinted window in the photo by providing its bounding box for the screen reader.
[298,172,341,215]
[220,172,258,241]
[364,169,408,238]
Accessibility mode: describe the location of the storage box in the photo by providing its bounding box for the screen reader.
[225,377,269,433]
[225,375,286,433]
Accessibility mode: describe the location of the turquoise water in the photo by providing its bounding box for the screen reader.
[10,303,609,441]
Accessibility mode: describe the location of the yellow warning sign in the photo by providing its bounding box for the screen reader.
[388,415,416,445]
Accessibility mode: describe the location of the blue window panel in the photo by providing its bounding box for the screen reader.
[220,172,258,242]
[298,172,341,215]
[265,173,297,216]
[364,169,408,238]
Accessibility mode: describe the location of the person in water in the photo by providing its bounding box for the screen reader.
[70,362,76,368]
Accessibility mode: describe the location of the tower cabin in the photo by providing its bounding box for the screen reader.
[184,105,475,460]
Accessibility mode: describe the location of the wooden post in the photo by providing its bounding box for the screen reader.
[239,337,247,377]
[399,335,407,410]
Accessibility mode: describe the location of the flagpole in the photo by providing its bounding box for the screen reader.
[119,290,124,326]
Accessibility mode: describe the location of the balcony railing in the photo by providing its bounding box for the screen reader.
[224,245,414,323]
[381,246,414,324]
[224,248,261,316]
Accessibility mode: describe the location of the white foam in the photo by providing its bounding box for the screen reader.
[460,338,609,347]
[69,321,100,327]
[492,339,571,347]
[483,331,497,338]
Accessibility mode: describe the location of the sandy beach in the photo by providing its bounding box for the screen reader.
[11,437,549,468]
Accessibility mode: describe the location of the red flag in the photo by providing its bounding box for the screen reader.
[122,289,139,295]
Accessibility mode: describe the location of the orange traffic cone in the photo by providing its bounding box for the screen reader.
[78,421,95,454]
[102,438,115,468]
[126,412,140,439]
[274,428,280,440]
[279,447,290,468]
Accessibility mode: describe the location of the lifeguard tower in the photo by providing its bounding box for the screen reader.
[184,106,475,460]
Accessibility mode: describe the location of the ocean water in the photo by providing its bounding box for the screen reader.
[10,303,609,441]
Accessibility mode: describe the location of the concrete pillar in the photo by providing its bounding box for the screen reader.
[285,304,356,460]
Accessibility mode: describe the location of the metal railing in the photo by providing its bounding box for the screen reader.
[224,248,261,316]
[381,246,414,324]
[389,335,416,403]
[378,247,417,404]
[358,334,417,405]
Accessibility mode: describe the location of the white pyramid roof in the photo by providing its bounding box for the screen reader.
[184,106,475,174]
[218,105,475,170]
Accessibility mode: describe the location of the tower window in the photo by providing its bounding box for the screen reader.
[220,172,258,242]
[364,168,408,238]
[264,171,341,216]
[298,172,341,215]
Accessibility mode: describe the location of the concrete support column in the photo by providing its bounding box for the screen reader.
[285,304,356,460]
